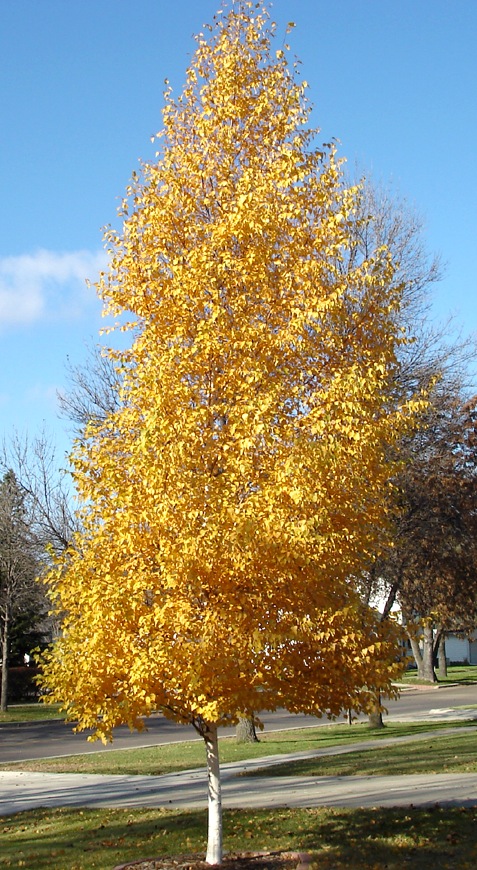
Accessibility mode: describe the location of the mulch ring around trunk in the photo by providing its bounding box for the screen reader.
[113,850,312,870]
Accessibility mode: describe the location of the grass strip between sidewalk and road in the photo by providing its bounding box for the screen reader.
[1,804,477,870]
[246,726,477,777]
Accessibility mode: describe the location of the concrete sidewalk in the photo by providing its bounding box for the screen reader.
[2,767,477,815]
[1,726,477,816]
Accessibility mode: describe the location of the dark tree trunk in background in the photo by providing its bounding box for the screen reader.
[367,581,399,729]
[368,693,385,729]
[0,604,10,712]
[236,716,259,743]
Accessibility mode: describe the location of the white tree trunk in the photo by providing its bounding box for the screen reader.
[408,626,437,682]
[437,631,447,678]
[204,723,222,865]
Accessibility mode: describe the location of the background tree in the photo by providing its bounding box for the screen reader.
[40,5,418,863]
[363,391,477,683]
[392,396,477,681]
[58,344,123,438]
[1,431,77,557]
[0,433,77,673]
[350,179,477,700]
[8,604,50,666]
[346,176,476,407]
[0,471,42,710]
[339,182,444,722]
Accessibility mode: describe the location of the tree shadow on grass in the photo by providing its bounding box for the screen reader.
[0,807,209,869]
[2,805,477,870]
[294,805,477,869]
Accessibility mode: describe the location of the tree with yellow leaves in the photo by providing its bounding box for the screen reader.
[40,3,421,863]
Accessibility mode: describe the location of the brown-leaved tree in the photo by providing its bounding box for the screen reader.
[389,396,477,681]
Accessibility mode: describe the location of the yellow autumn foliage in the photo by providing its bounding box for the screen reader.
[41,2,419,741]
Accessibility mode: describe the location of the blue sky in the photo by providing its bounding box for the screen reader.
[1,0,476,463]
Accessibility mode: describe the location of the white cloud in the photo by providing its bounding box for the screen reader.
[0,249,107,328]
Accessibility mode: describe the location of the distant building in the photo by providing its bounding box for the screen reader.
[445,632,477,665]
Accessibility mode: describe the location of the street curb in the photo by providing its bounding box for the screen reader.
[393,682,462,692]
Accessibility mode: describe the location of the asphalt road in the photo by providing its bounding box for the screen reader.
[1,683,476,764]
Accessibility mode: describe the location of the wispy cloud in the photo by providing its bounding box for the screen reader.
[0,249,107,327]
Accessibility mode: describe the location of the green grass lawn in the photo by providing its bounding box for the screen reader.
[0,703,62,724]
[249,727,477,778]
[1,720,471,775]
[1,805,477,870]
[402,664,477,685]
